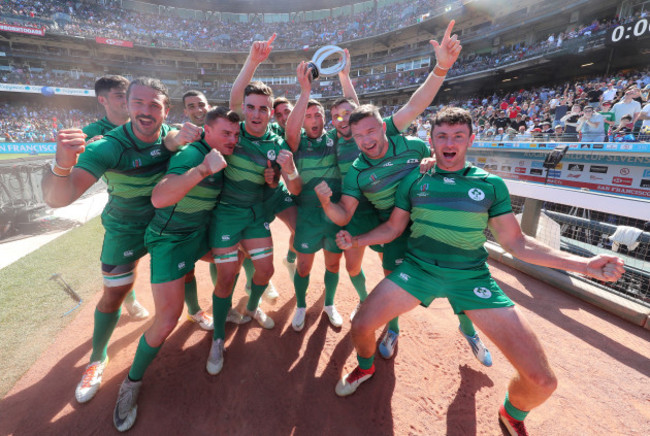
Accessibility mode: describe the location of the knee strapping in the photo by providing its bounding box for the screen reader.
[248,246,273,260]
[213,250,239,264]
[102,262,136,287]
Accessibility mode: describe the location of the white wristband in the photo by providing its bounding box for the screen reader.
[287,169,300,181]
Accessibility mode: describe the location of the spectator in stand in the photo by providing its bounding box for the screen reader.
[577,106,605,142]
[634,99,650,140]
[612,88,642,123]
[541,121,553,136]
[611,114,634,140]
[560,104,581,140]
[602,81,618,102]
[599,101,616,139]
[517,125,531,141]
[552,125,564,141]
[553,96,570,128]
[586,82,603,108]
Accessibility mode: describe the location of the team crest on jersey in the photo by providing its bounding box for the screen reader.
[417,183,429,197]
[150,148,162,157]
[267,150,276,161]
[443,177,455,185]
[370,174,378,183]
[326,137,334,147]
[473,287,492,299]
[468,188,485,201]
[132,159,142,168]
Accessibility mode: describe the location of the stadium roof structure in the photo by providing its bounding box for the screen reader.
[134,0,359,13]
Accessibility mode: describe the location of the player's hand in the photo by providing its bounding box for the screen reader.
[264,160,280,188]
[339,48,351,77]
[420,156,436,173]
[249,34,276,65]
[297,61,313,91]
[276,149,295,173]
[55,128,87,168]
[336,230,354,250]
[86,135,103,144]
[314,180,333,205]
[177,122,203,146]
[200,148,227,175]
[430,20,461,70]
[585,255,625,282]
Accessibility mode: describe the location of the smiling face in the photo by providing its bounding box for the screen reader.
[304,103,325,139]
[183,94,210,126]
[273,102,292,129]
[430,122,475,172]
[99,86,128,125]
[204,117,240,156]
[127,84,169,143]
[350,115,388,160]
[243,93,273,137]
[331,102,354,139]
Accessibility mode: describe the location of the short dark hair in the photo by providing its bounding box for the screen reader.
[94,75,129,97]
[430,106,473,135]
[126,77,170,108]
[307,99,324,111]
[273,97,292,110]
[182,90,207,107]
[349,104,382,126]
[244,81,274,99]
[330,97,358,112]
[205,106,240,126]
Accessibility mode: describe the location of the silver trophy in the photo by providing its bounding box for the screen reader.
[307,45,346,81]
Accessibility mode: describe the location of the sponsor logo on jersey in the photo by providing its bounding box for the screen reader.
[383,161,394,167]
[301,243,309,249]
[619,168,630,175]
[123,250,134,257]
[395,258,403,265]
[285,197,293,202]
[399,272,410,282]
[267,150,276,161]
[568,164,584,171]
[590,165,608,173]
[640,179,650,188]
[468,188,485,201]
[150,148,161,157]
[406,158,419,164]
[178,261,186,270]
[221,235,230,241]
[443,177,455,185]
[612,177,632,186]
[264,222,270,230]
[473,287,492,299]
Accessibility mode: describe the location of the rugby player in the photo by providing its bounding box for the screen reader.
[43,77,198,405]
[113,107,240,431]
[333,106,625,436]
[83,75,148,320]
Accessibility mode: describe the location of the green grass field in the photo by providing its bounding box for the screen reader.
[0,218,104,397]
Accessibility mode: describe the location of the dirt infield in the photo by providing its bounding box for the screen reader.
[1,222,649,435]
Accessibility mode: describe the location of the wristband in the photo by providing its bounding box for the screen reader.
[351,236,359,249]
[287,169,300,181]
[432,64,449,78]
[51,160,72,177]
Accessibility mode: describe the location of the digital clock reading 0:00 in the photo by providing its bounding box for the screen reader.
[611,18,649,42]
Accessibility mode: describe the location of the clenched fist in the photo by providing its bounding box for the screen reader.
[200,149,227,175]
[55,128,87,168]
[314,180,333,205]
[276,149,296,173]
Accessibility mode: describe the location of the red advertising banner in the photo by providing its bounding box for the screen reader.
[0,23,45,36]
[95,37,133,48]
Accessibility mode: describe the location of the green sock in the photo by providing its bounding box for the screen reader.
[90,307,121,362]
[212,293,231,340]
[357,354,375,370]
[324,270,339,306]
[184,276,201,315]
[349,270,368,301]
[294,273,309,308]
[388,317,400,334]
[243,258,255,289]
[124,289,137,303]
[504,391,529,421]
[458,313,476,336]
[286,250,296,263]
[128,334,162,381]
[209,263,217,286]
[246,283,267,312]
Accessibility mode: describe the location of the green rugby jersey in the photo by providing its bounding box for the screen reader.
[83,117,118,138]
[395,164,512,269]
[148,139,223,234]
[75,122,173,223]
[220,122,290,207]
[295,129,341,208]
[269,122,285,138]
[341,118,429,222]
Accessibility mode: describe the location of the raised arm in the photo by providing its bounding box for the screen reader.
[152,149,226,208]
[285,61,312,152]
[338,49,359,105]
[336,207,411,250]
[392,20,462,132]
[488,213,625,282]
[42,128,98,208]
[163,122,203,152]
[276,149,302,195]
[229,34,276,114]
